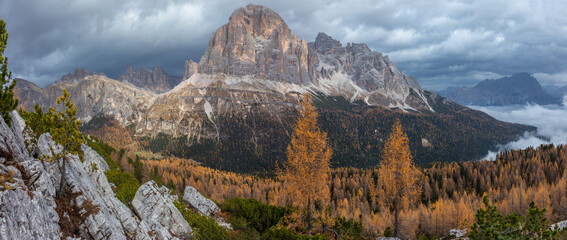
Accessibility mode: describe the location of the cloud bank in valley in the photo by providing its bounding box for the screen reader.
[470,99,567,160]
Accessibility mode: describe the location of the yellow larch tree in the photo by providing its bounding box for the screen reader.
[372,119,422,238]
[281,93,332,231]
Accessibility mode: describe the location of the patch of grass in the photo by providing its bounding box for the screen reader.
[104,169,140,206]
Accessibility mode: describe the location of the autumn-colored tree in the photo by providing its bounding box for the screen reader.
[280,93,332,231]
[0,18,18,125]
[372,119,421,237]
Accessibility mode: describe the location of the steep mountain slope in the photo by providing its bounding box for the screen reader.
[443,72,559,106]
[14,4,533,173]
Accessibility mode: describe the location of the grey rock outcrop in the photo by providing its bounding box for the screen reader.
[449,228,468,238]
[81,144,153,240]
[183,186,220,216]
[1,111,182,240]
[0,114,61,240]
[551,220,567,231]
[133,181,192,239]
[0,188,62,239]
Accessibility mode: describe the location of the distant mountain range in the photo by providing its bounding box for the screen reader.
[14,4,532,172]
[441,73,560,106]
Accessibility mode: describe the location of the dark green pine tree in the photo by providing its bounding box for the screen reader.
[48,89,85,196]
[469,195,505,239]
[522,202,558,239]
[469,196,558,240]
[0,18,18,125]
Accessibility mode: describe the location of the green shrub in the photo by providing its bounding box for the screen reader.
[333,217,362,240]
[104,169,140,205]
[85,136,119,170]
[220,197,291,233]
[0,18,18,126]
[174,200,229,240]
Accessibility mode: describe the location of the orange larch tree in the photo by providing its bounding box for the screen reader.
[281,93,332,231]
[372,119,422,237]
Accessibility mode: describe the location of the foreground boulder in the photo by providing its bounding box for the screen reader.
[183,185,220,216]
[133,181,192,239]
[552,220,567,231]
[1,111,183,239]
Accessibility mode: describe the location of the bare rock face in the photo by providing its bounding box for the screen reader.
[81,144,153,240]
[68,75,156,125]
[60,68,89,83]
[309,32,430,110]
[13,78,47,110]
[0,188,62,239]
[183,186,220,216]
[118,65,183,93]
[0,115,61,240]
[183,60,198,80]
[133,181,192,239]
[199,4,312,85]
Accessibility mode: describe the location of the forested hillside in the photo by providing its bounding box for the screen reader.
[133,94,533,174]
[139,143,567,239]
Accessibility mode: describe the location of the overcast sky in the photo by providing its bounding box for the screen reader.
[1,0,567,90]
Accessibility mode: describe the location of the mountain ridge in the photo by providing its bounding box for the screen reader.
[13,4,533,172]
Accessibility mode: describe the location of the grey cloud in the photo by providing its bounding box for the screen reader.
[1,0,567,89]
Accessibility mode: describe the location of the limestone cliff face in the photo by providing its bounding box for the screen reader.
[197,4,431,111]
[118,65,183,93]
[309,32,430,110]
[184,60,198,80]
[199,4,312,85]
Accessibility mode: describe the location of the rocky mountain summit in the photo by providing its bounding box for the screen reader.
[0,111,227,239]
[442,72,559,106]
[199,4,313,85]
[197,4,430,111]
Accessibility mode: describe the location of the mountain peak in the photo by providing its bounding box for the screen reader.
[198,4,311,84]
[60,67,89,83]
[125,64,134,74]
[227,4,289,39]
[313,32,343,53]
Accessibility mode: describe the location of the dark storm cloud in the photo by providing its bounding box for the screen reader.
[1,0,567,89]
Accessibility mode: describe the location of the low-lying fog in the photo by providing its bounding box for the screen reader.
[469,96,567,160]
